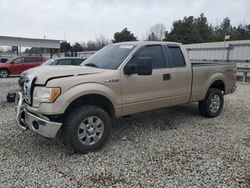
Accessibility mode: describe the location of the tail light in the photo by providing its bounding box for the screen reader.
[233,67,237,80]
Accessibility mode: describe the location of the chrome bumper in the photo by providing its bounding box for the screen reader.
[15,92,62,139]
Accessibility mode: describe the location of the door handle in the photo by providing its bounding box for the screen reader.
[163,74,171,81]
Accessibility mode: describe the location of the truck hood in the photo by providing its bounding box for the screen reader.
[24,66,105,84]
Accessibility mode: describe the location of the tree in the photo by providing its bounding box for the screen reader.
[71,42,83,52]
[95,35,110,49]
[87,41,98,51]
[232,24,250,40]
[81,42,87,51]
[164,14,216,44]
[214,17,233,40]
[25,47,49,55]
[148,23,166,41]
[113,28,137,43]
[195,13,215,42]
[147,32,158,41]
[60,41,71,52]
[164,16,197,44]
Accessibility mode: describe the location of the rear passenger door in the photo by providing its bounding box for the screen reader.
[163,45,192,105]
[121,45,172,115]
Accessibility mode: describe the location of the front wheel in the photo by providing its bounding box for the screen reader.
[62,105,111,153]
[0,69,9,78]
[199,88,224,118]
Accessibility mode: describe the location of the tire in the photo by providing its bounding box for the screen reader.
[0,69,9,78]
[199,88,224,118]
[62,105,111,153]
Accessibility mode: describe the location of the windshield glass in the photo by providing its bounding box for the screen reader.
[81,44,136,69]
[42,59,57,66]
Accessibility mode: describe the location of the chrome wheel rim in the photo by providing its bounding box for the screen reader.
[0,70,8,78]
[210,94,221,113]
[78,116,104,146]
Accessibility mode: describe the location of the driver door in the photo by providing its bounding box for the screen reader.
[121,45,171,115]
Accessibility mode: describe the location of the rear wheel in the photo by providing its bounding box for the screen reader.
[62,105,111,153]
[0,69,9,78]
[199,88,224,118]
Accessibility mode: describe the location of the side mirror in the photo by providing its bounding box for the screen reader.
[124,57,152,76]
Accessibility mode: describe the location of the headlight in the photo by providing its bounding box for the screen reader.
[33,87,60,107]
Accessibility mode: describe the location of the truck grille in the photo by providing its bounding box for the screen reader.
[23,74,36,105]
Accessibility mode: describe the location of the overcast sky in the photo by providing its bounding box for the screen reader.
[0,0,249,43]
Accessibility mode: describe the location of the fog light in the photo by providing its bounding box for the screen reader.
[32,121,39,130]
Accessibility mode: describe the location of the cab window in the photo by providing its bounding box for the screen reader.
[165,46,186,67]
[135,45,165,69]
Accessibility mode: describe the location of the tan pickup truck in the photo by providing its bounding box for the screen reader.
[16,41,237,153]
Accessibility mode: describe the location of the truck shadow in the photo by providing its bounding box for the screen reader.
[111,103,200,141]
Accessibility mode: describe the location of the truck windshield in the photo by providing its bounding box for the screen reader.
[82,44,136,69]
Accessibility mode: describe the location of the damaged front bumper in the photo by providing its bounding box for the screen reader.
[15,92,62,139]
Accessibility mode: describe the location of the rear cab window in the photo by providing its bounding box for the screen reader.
[164,45,186,68]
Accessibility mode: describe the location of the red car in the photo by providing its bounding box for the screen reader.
[0,56,46,78]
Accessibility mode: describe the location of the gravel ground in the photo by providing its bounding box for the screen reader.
[0,78,250,187]
[0,76,20,103]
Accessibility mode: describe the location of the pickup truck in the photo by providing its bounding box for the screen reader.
[16,41,237,153]
[0,56,46,78]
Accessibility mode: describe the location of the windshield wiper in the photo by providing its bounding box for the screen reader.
[84,63,99,68]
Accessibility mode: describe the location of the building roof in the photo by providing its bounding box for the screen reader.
[0,36,62,48]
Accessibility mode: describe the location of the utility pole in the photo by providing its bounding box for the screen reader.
[44,35,46,57]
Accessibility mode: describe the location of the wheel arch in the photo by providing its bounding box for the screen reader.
[0,67,9,73]
[208,80,225,93]
[205,72,226,94]
[64,94,116,120]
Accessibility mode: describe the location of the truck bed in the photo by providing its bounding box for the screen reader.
[190,61,236,102]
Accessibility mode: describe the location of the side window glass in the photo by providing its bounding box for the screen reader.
[50,60,58,65]
[58,59,72,65]
[37,57,42,62]
[167,46,186,67]
[135,45,165,69]
[24,57,38,62]
[76,59,84,65]
[72,59,79,65]
[13,58,24,64]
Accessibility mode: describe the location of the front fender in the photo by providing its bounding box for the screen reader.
[28,83,121,115]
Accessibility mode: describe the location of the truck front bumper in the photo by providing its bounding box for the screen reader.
[15,92,62,139]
